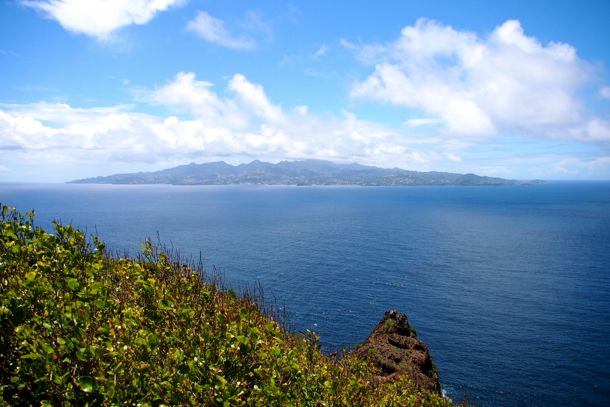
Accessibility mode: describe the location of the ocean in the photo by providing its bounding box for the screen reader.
[1,182,609,406]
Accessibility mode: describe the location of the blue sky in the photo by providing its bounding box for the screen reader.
[1,0,610,181]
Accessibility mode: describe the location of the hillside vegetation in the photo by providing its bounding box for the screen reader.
[71,159,517,186]
[0,205,449,406]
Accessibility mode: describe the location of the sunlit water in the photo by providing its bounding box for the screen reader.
[2,182,610,406]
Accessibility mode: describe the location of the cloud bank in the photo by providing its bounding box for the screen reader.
[0,72,437,176]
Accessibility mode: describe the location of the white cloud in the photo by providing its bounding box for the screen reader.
[22,0,184,40]
[405,118,441,127]
[600,86,610,100]
[447,153,462,162]
[294,105,308,115]
[567,118,610,141]
[240,11,272,44]
[338,38,357,49]
[228,74,283,122]
[314,44,329,58]
[145,71,248,128]
[186,11,257,50]
[146,71,283,127]
[4,70,609,181]
[351,18,605,140]
[0,72,441,175]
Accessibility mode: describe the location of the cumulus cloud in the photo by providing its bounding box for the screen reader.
[146,71,283,126]
[228,74,283,122]
[145,72,248,128]
[4,69,608,181]
[21,0,184,40]
[0,103,156,159]
[186,11,263,50]
[351,18,606,141]
[0,72,441,173]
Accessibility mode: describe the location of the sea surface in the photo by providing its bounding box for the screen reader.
[1,182,610,406]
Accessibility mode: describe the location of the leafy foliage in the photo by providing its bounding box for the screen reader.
[0,205,449,406]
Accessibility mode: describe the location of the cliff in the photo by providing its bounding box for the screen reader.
[353,310,441,394]
[0,204,448,406]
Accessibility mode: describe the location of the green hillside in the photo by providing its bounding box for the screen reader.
[71,159,519,186]
[0,205,449,406]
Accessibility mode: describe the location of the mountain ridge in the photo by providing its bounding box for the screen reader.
[70,159,529,186]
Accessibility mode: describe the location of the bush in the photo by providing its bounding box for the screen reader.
[0,205,449,406]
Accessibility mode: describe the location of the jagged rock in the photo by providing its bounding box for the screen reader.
[353,310,441,394]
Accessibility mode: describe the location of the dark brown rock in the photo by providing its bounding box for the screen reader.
[353,310,441,394]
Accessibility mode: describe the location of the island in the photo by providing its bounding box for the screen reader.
[71,159,533,186]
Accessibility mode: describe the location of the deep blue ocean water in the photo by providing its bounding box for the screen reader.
[1,182,610,406]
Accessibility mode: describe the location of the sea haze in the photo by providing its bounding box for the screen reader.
[1,182,609,406]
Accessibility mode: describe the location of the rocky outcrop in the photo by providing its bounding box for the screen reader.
[353,310,441,394]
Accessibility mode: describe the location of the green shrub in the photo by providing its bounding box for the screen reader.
[0,205,449,406]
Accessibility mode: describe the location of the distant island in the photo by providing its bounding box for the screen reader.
[71,159,534,186]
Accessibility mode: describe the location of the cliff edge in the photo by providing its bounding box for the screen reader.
[1,206,450,406]
[353,310,441,394]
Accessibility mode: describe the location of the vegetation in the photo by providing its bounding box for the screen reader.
[71,159,518,186]
[0,205,449,406]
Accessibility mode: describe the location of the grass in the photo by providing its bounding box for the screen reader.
[0,204,449,406]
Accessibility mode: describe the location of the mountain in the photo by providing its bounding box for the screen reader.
[70,159,521,186]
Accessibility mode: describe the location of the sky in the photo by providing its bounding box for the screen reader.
[1,0,610,182]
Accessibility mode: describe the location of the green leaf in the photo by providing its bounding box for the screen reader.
[90,281,104,295]
[25,271,37,283]
[66,278,79,291]
[78,376,95,393]
[158,299,174,310]
[76,347,88,361]
[148,333,160,347]
[41,341,55,355]
[21,352,42,360]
